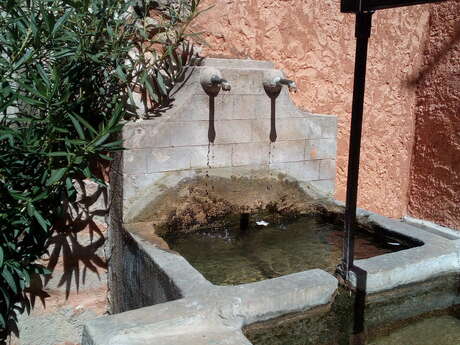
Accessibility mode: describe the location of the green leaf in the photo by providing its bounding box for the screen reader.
[156,73,168,96]
[0,286,9,309]
[52,10,72,36]
[116,65,127,82]
[47,152,74,157]
[68,114,85,139]
[82,166,91,178]
[27,202,35,217]
[13,48,34,70]
[72,113,97,135]
[98,153,113,160]
[2,268,17,294]
[144,78,159,103]
[33,210,49,231]
[17,94,44,106]
[101,140,123,148]
[93,133,109,147]
[0,247,3,267]
[46,168,67,186]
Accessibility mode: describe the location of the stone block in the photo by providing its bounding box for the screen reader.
[309,179,335,196]
[189,144,233,169]
[254,95,272,118]
[147,147,192,173]
[306,139,336,160]
[270,160,320,181]
[123,172,165,206]
[123,149,148,174]
[172,94,210,121]
[225,69,265,95]
[168,121,209,146]
[277,118,317,140]
[270,140,305,163]
[252,118,315,143]
[319,159,336,180]
[251,119,271,142]
[123,121,171,149]
[310,115,337,139]
[214,120,252,144]
[232,95,257,119]
[215,93,235,119]
[273,94,302,118]
[232,142,270,166]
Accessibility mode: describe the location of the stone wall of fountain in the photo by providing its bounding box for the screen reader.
[118,58,337,223]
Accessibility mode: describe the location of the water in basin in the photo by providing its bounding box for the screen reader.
[368,314,460,345]
[164,214,415,285]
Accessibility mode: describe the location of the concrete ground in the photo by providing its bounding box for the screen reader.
[10,222,108,345]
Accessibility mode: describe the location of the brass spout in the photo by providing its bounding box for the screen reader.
[211,75,231,91]
[273,77,297,92]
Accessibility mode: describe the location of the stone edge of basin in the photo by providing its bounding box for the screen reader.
[334,201,460,294]
[130,198,460,297]
[83,203,460,345]
[83,231,338,345]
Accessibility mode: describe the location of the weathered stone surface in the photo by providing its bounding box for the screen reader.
[123,149,148,174]
[270,140,305,163]
[214,120,253,144]
[189,144,233,169]
[305,139,336,160]
[349,212,460,293]
[403,216,460,240]
[83,258,337,345]
[128,172,321,228]
[147,147,193,172]
[309,179,335,197]
[123,121,171,149]
[232,142,270,166]
[169,121,209,146]
[215,93,236,119]
[319,159,336,180]
[270,161,320,182]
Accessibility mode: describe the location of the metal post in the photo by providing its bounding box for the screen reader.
[340,11,373,281]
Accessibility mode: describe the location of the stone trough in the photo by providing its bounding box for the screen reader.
[82,58,460,345]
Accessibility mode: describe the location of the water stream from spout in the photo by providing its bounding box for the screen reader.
[267,142,275,190]
[205,141,215,196]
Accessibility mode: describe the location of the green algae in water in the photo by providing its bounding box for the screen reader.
[368,315,460,345]
[165,215,412,285]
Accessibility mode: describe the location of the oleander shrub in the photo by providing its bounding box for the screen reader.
[0,0,202,340]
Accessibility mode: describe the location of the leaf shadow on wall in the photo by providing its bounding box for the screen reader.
[406,21,460,87]
[26,180,109,307]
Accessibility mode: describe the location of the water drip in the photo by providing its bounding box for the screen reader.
[267,142,275,191]
[205,142,211,196]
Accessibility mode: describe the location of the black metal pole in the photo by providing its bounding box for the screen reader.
[341,11,373,281]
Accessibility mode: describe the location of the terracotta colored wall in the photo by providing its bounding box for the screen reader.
[194,0,430,218]
[408,1,460,229]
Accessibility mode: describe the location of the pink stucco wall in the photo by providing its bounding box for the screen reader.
[194,0,431,219]
[408,1,460,229]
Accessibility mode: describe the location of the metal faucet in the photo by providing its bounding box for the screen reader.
[273,77,297,92]
[210,75,231,91]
